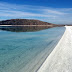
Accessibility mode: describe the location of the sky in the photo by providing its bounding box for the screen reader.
[0,0,72,24]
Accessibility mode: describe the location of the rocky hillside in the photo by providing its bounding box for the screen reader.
[0,19,56,25]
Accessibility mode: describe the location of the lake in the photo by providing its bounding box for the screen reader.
[0,26,65,72]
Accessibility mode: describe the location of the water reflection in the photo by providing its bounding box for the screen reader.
[0,26,53,32]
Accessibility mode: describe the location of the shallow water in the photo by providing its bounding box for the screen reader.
[0,27,65,72]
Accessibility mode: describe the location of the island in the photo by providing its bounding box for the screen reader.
[0,19,64,26]
[0,19,65,32]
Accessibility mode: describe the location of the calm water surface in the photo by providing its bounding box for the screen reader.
[0,27,65,72]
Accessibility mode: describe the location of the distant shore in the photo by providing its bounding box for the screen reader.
[0,25,64,27]
[0,25,54,26]
[0,19,65,27]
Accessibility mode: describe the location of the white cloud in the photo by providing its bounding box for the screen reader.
[0,10,56,18]
[0,2,72,24]
[42,9,66,15]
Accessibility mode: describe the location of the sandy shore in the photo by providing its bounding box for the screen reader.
[37,26,72,72]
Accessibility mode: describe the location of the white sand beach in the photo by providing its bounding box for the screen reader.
[37,26,72,72]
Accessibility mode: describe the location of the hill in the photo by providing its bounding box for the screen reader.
[0,19,62,26]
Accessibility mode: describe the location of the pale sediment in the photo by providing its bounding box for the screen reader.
[37,26,72,72]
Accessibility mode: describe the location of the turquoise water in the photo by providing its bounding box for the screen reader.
[0,27,65,72]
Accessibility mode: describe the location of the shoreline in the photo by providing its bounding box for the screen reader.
[37,26,72,72]
[0,25,54,26]
[0,25,63,27]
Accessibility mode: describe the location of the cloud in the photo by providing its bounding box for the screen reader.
[0,2,72,24]
[42,9,66,15]
[0,10,57,18]
[0,2,57,17]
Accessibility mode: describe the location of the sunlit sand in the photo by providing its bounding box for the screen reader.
[38,26,72,72]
